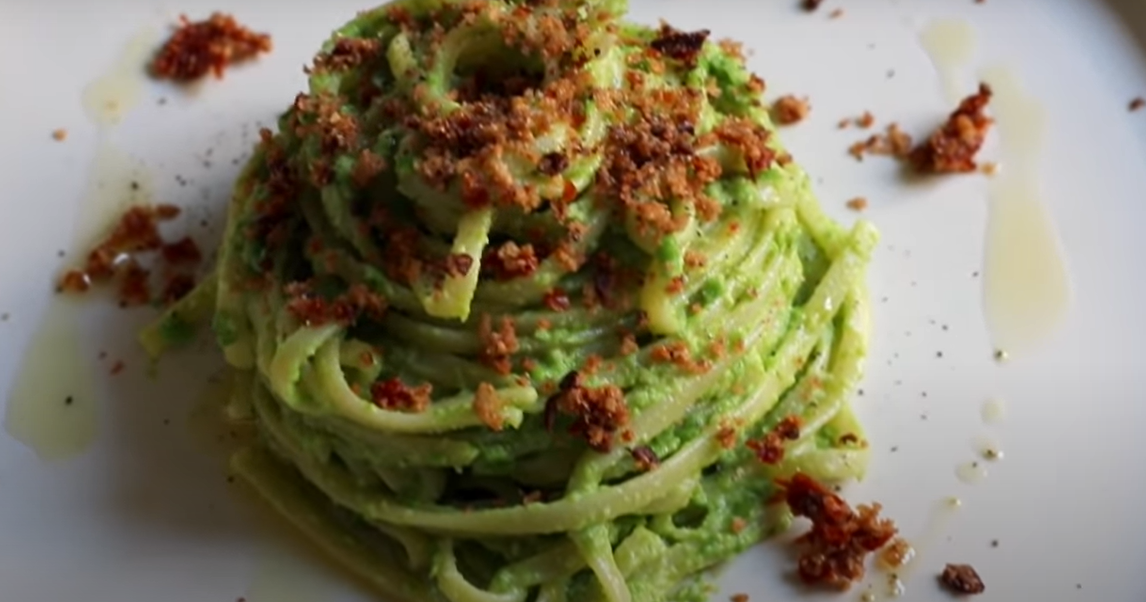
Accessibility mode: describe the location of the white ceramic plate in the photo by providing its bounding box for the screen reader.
[2,1,1145,600]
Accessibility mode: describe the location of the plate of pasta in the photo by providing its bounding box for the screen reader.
[1,1,1145,601]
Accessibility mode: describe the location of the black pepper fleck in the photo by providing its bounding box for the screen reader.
[130,181,139,191]
[990,539,999,548]
[972,271,980,278]
[936,351,944,358]
[64,396,74,405]
[56,250,65,258]
[887,69,896,78]
[890,446,899,452]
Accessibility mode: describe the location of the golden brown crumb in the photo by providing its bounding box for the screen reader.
[910,83,994,173]
[650,341,710,374]
[56,204,198,307]
[543,289,572,312]
[312,37,382,73]
[1130,97,1145,112]
[630,445,659,471]
[730,594,749,602]
[352,149,387,188]
[857,111,875,128]
[716,422,739,449]
[285,282,387,326]
[939,564,985,595]
[473,382,504,431]
[829,8,844,18]
[479,314,519,375]
[747,416,801,464]
[779,473,898,588]
[370,378,432,412]
[650,23,710,67]
[620,333,639,355]
[846,197,868,212]
[837,118,850,129]
[772,95,810,125]
[980,161,1000,176]
[848,123,913,161]
[545,371,630,452]
[151,13,272,81]
[51,129,67,141]
[484,242,540,280]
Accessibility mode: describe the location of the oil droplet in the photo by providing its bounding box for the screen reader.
[956,461,989,485]
[81,28,158,126]
[864,500,957,595]
[980,66,1071,356]
[76,138,154,249]
[3,297,98,460]
[981,398,1005,424]
[887,574,906,598]
[919,19,977,102]
[973,436,1004,461]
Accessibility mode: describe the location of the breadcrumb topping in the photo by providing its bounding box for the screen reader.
[772,95,810,125]
[151,13,271,81]
[473,382,504,430]
[545,371,630,452]
[910,84,994,173]
[779,473,898,588]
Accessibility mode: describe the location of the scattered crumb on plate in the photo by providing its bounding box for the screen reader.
[909,84,994,173]
[151,13,272,81]
[1130,97,1145,112]
[772,95,810,125]
[51,129,67,141]
[846,197,868,212]
[939,563,985,595]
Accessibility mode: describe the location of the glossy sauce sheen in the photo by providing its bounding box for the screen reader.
[4,29,156,460]
[3,298,98,460]
[980,66,1071,355]
[81,28,158,126]
[919,19,976,103]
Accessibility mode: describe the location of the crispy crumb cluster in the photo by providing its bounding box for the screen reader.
[58,205,201,307]
[779,473,898,588]
[545,371,630,451]
[151,13,271,81]
[747,416,801,464]
[910,84,994,173]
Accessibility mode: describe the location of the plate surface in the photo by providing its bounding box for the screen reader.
[2,1,1145,601]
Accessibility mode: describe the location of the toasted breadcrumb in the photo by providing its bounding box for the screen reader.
[910,84,994,173]
[51,129,67,141]
[473,382,504,430]
[779,473,898,588]
[940,564,985,595]
[846,197,868,212]
[151,13,271,81]
[772,95,810,125]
